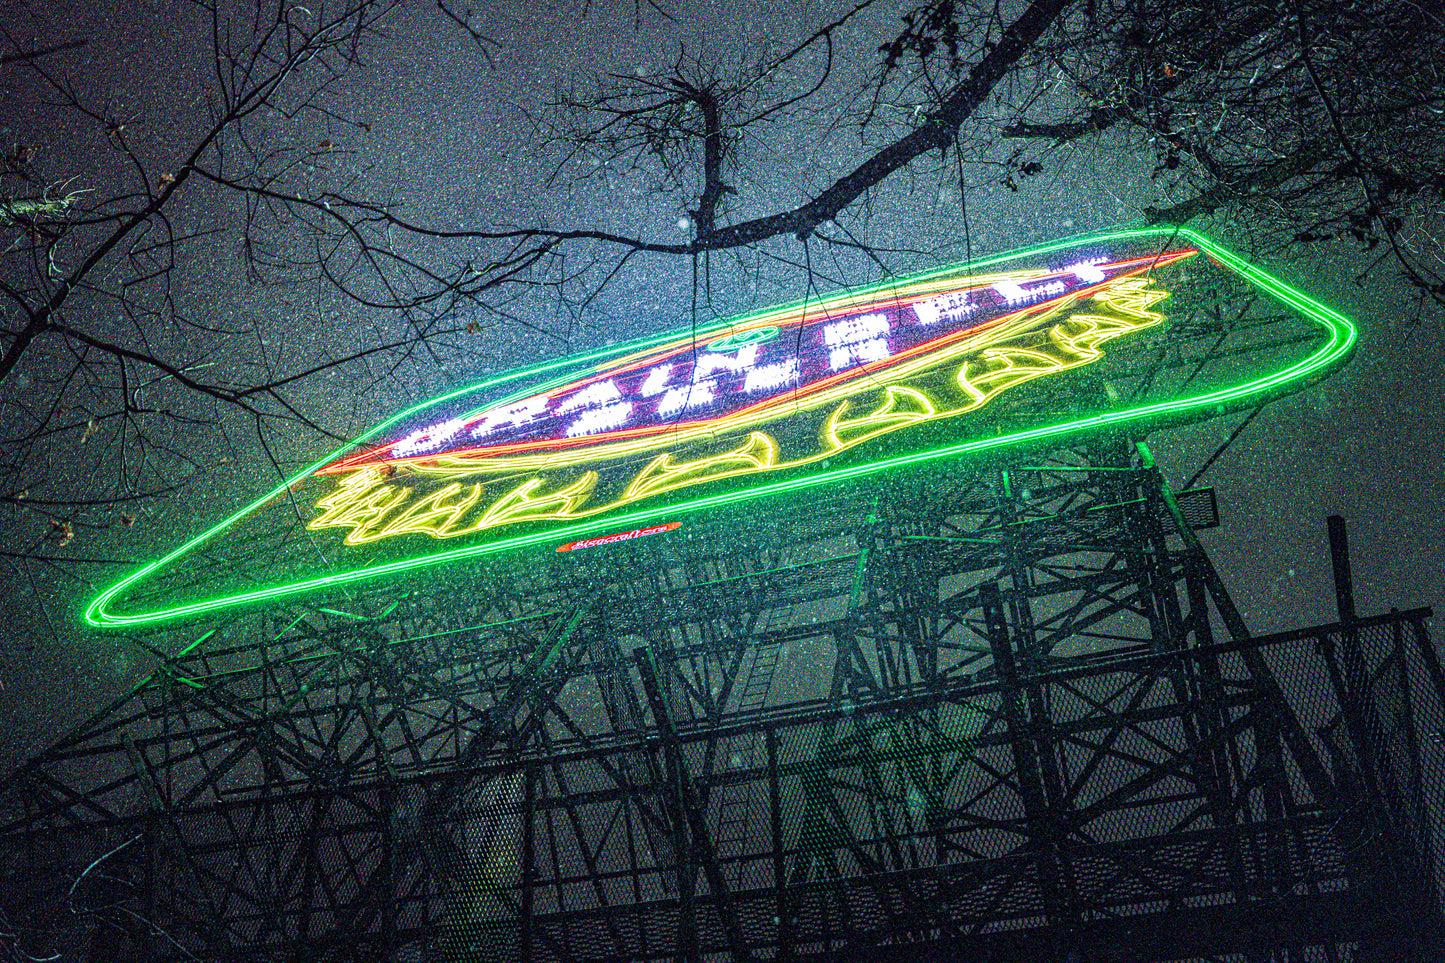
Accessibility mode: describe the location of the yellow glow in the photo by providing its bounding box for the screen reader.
[311,470,411,545]
[309,276,1168,546]
[374,481,484,542]
[824,387,938,450]
[476,472,599,530]
[623,432,780,503]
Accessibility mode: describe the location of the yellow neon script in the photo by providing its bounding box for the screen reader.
[310,277,1167,546]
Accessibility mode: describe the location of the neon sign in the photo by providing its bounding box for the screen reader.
[308,268,1176,547]
[85,229,1358,628]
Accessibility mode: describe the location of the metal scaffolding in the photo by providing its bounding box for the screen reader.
[1,437,1441,962]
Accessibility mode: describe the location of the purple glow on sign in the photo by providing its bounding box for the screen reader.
[382,255,1131,458]
[1067,259,1107,284]
[744,358,799,393]
[394,418,468,456]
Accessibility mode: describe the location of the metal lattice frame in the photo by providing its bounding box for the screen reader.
[2,438,1441,963]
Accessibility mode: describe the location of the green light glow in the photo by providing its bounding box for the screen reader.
[705,326,781,352]
[84,228,1357,629]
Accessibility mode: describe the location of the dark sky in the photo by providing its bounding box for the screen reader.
[0,0,1440,762]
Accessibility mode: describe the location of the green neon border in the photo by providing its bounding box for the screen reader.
[85,227,1357,629]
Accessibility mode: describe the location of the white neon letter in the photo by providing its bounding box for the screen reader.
[657,382,715,417]
[913,292,977,327]
[638,364,675,397]
[823,312,890,370]
[566,401,634,436]
[743,358,799,393]
[395,418,468,456]
[1065,259,1107,284]
[692,345,760,382]
[471,395,549,439]
[558,379,624,414]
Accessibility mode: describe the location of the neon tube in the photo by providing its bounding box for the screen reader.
[83,229,1357,629]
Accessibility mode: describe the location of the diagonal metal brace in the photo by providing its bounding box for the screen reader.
[635,646,753,963]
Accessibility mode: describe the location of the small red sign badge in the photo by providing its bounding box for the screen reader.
[557,522,682,553]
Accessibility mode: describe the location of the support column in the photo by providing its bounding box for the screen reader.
[635,648,752,963]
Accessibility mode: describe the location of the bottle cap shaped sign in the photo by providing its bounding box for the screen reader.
[87,228,1357,628]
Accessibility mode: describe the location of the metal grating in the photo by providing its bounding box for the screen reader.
[0,452,1438,962]
[1170,485,1220,530]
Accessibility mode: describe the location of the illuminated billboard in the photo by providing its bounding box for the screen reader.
[86,228,1357,628]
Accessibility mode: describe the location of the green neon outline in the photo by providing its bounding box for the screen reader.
[84,227,1357,629]
[705,326,781,352]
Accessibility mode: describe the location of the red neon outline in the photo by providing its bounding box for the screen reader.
[321,253,1192,476]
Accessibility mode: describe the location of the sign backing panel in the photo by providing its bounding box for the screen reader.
[86,228,1357,628]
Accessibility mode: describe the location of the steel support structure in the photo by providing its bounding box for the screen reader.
[2,442,1441,963]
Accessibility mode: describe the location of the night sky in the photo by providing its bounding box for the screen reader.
[0,0,1440,764]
